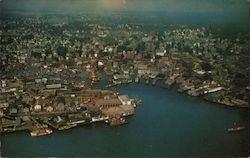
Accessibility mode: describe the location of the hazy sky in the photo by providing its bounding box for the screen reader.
[1,0,249,13]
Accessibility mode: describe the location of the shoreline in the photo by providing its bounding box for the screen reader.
[106,77,249,109]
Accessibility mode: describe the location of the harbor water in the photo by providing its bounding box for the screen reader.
[1,83,249,157]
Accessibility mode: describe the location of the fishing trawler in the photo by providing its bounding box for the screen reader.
[30,128,53,136]
[109,117,127,126]
[228,126,245,132]
[58,124,77,131]
[228,122,246,132]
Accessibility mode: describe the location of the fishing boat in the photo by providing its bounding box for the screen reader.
[228,126,246,132]
[58,124,77,131]
[30,128,53,136]
[109,117,127,126]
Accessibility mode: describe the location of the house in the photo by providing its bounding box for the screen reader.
[22,107,30,113]
[34,99,42,112]
[82,96,94,103]
[45,106,54,112]
[156,50,166,57]
[55,102,65,111]
[0,109,3,117]
[0,100,9,109]
[10,108,18,114]
[46,83,62,89]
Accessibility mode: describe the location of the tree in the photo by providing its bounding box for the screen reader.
[57,46,68,58]
[201,62,213,71]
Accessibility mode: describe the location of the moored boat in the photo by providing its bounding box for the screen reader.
[58,124,77,131]
[30,128,53,136]
[109,117,127,126]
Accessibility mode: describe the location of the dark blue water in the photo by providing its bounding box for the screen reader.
[1,84,249,157]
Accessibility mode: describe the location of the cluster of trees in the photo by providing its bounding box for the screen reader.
[56,46,68,58]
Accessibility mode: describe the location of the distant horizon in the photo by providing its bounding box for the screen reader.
[1,0,249,29]
[2,10,249,29]
[1,0,249,13]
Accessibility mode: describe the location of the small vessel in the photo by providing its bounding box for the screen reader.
[89,72,101,84]
[132,97,142,106]
[58,124,77,131]
[105,83,118,88]
[109,117,127,126]
[135,77,139,83]
[228,126,246,132]
[30,128,53,136]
